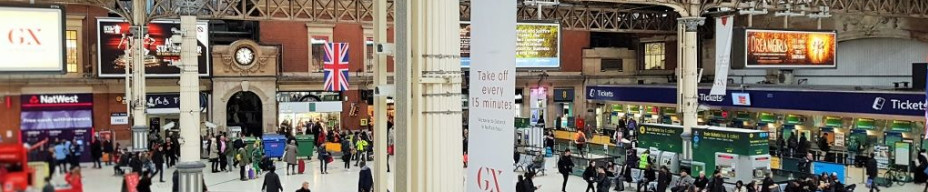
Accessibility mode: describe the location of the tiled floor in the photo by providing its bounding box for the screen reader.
[51,157,928,192]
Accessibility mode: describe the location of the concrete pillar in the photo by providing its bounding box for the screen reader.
[130,0,149,152]
[176,161,206,192]
[678,17,704,160]
[372,0,389,191]
[396,0,463,191]
[178,15,202,163]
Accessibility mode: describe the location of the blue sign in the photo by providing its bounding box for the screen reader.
[147,93,209,110]
[586,85,926,117]
[812,161,847,183]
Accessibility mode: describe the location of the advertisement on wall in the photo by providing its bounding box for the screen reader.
[733,29,836,69]
[0,6,64,72]
[20,93,94,162]
[97,18,210,77]
[461,22,559,68]
[467,0,517,191]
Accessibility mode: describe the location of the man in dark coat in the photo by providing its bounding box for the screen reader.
[656,166,672,192]
[583,161,597,192]
[818,133,831,161]
[709,171,726,192]
[103,139,114,166]
[358,161,374,192]
[787,133,798,157]
[916,149,928,183]
[798,134,810,158]
[262,165,283,192]
[866,155,880,192]
[558,149,575,192]
[152,146,166,182]
[90,137,103,169]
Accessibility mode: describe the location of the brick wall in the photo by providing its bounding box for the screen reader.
[334,23,365,72]
[561,30,590,72]
[260,21,309,73]
[0,96,21,144]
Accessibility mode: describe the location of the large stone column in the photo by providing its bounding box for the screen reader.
[395,0,463,191]
[178,15,206,192]
[678,17,704,160]
[372,0,389,191]
[130,0,149,152]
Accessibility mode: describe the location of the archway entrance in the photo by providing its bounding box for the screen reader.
[227,91,263,137]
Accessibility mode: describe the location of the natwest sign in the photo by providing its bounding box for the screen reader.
[21,94,93,109]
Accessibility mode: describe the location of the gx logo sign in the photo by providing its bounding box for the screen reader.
[7,28,43,46]
[475,167,503,192]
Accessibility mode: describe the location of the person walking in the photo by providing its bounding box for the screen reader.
[238,145,251,181]
[867,154,880,192]
[136,171,152,192]
[557,149,575,192]
[262,165,284,192]
[284,140,298,175]
[90,136,103,169]
[296,181,312,192]
[522,172,540,192]
[45,147,56,178]
[358,161,373,192]
[355,137,368,166]
[583,161,597,192]
[341,137,353,170]
[152,145,166,182]
[318,143,330,174]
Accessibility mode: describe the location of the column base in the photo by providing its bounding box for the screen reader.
[177,161,207,192]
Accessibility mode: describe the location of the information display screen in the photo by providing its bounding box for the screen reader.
[742,29,836,68]
[461,22,560,68]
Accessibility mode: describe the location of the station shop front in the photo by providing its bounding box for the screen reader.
[586,85,927,166]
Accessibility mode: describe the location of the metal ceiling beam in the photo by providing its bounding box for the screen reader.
[17,0,679,33]
[574,0,928,19]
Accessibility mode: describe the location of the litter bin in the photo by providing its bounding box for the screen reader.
[295,134,315,158]
[262,134,287,158]
[244,137,258,148]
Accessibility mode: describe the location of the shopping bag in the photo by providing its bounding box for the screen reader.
[103,153,110,162]
[545,147,553,157]
[387,145,395,155]
[326,156,334,163]
[248,167,255,179]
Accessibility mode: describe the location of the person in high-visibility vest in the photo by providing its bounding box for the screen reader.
[638,150,650,169]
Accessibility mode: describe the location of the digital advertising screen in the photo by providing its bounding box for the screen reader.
[733,29,836,69]
[97,18,210,77]
[460,22,560,68]
[0,6,64,72]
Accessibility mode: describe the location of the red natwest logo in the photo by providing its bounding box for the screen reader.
[28,96,38,104]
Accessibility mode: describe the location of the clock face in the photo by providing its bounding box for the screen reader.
[235,47,255,65]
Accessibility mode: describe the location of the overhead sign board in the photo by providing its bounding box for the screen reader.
[733,29,837,69]
[0,6,65,73]
[97,18,211,77]
[461,22,560,68]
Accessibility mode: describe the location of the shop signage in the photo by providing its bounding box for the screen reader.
[278,101,343,113]
[733,29,837,69]
[552,88,574,102]
[856,118,875,130]
[637,124,683,153]
[467,0,517,191]
[97,18,211,77]
[890,120,912,132]
[0,6,65,73]
[110,112,128,125]
[735,111,752,120]
[785,114,803,125]
[661,107,677,116]
[145,93,208,114]
[460,22,560,68]
[731,92,751,106]
[586,85,927,117]
[824,116,843,127]
[21,110,92,130]
[21,94,93,110]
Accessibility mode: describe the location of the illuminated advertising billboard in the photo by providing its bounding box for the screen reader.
[733,29,836,69]
[0,6,64,72]
[461,22,560,68]
[97,18,210,77]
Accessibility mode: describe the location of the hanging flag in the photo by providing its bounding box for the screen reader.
[710,15,733,96]
[323,42,350,92]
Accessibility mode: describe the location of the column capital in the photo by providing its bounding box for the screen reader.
[677,17,706,32]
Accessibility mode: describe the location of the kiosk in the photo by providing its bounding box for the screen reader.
[692,126,770,179]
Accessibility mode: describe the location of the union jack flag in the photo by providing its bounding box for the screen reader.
[323,42,350,92]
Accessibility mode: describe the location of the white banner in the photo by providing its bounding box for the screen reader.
[468,0,516,191]
[0,6,64,72]
[710,15,733,96]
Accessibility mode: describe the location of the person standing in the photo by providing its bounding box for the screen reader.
[799,152,813,174]
[557,149,575,192]
[799,133,809,159]
[219,135,229,172]
[657,166,672,192]
[90,136,103,169]
[54,140,69,174]
[262,165,283,192]
[818,133,831,161]
[358,161,373,192]
[103,138,114,166]
[787,133,798,157]
[866,155,880,192]
[284,140,298,175]
[238,145,251,181]
[46,147,56,178]
[152,145,165,182]
[209,136,220,173]
[318,143,330,174]
[574,129,587,157]
[355,138,368,166]
[916,149,928,183]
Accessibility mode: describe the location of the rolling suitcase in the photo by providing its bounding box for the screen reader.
[298,159,306,174]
